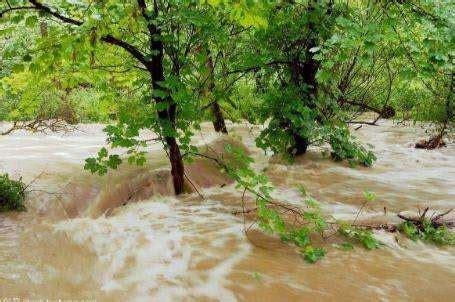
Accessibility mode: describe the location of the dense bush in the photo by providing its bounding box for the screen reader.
[0,173,26,212]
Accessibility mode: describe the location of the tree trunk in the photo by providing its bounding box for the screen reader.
[290,133,309,155]
[166,136,185,194]
[287,1,320,156]
[211,101,228,134]
[205,48,228,134]
[146,19,185,194]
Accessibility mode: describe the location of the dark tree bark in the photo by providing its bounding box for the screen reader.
[165,136,185,194]
[286,1,320,156]
[140,0,185,194]
[205,49,228,134]
[211,101,228,134]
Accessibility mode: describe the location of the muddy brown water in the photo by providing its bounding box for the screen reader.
[0,121,454,301]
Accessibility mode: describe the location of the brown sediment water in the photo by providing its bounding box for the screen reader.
[0,121,454,301]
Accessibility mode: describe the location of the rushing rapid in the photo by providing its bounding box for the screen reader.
[0,121,454,301]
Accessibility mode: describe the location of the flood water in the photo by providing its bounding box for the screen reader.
[0,121,454,301]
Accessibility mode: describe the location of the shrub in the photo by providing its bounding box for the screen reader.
[326,126,377,167]
[0,173,26,212]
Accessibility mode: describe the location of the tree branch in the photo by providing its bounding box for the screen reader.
[100,35,149,67]
[0,6,38,17]
[28,0,82,25]
[226,60,289,75]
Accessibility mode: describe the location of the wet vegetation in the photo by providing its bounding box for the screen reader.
[398,208,455,246]
[0,173,26,212]
[0,0,453,264]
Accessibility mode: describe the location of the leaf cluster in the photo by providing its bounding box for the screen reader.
[399,220,455,246]
[0,173,26,212]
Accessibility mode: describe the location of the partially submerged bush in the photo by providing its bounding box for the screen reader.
[399,220,455,246]
[326,126,376,167]
[0,173,26,212]
[338,223,381,250]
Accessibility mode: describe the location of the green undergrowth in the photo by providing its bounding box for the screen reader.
[0,173,26,212]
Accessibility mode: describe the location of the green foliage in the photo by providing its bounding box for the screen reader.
[338,223,381,250]
[255,88,318,155]
[252,272,263,282]
[222,144,386,261]
[268,207,328,264]
[84,147,122,175]
[302,246,326,264]
[399,221,455,246]
[0,174,26,212]
[362,191,377,202]
[221,143,327,263]
[325,126,377,167]
[297,185,307,196]
[246,1,382,164]
[333,242,355,251]
[254,88,376,166]
[399,221,421,241]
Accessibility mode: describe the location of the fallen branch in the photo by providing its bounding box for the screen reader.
[397,207,454,230]
[415,134,446,149]
[1,119,79,136]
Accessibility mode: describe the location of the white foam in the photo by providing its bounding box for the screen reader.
[373,230,455,271]
[53,197,251,300]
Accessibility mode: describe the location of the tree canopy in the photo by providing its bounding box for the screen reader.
[1,0,453,188]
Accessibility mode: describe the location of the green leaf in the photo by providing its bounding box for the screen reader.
[107,155,122,169]
[22,54,32,62]
[252,272,263,282]
[297,185,306,196]
[98,147,108,159]
[333,242,354,251]
[12,64,24,73]
[362,191,376,202]
[25,16,38,27]
[303,246,326,263]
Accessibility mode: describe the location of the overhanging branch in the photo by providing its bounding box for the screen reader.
[0,6,38,17]
[28,0,82,25]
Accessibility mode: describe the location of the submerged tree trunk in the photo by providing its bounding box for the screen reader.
[166,136,185,194]
[205,48,228,134]
[290,134,310,156]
